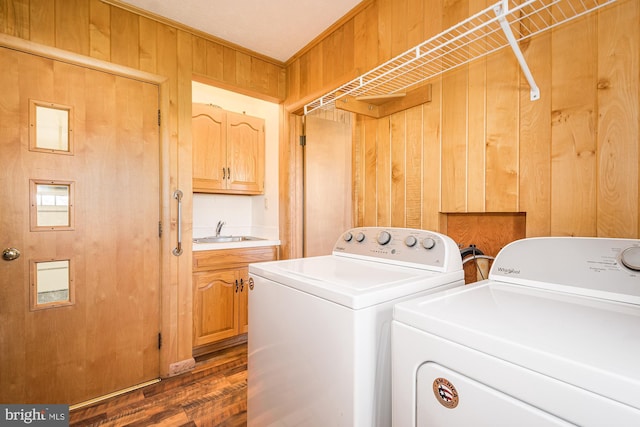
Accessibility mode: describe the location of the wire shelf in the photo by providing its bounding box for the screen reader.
[303,0,617,114]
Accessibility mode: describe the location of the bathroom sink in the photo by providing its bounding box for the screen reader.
[193,235,265,244]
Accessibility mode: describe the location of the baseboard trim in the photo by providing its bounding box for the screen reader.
[69,378,161,411]
[168,357,196,376]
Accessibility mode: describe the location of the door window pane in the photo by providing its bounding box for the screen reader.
[29,101,74,154]
[30,180,75,230]
[31,259,74,310]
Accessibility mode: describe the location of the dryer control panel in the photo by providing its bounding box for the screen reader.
[489,237,640,304]
[332,227,462,273]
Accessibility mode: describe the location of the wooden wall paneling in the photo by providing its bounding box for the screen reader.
[322,25,344,88]
[138,16,157,74]
[441,0,469,213]
[279,112,304,259]
[303,47,324,100]
[363,116,378,226]
[353,1,379,77]
[467,0,487,213]
[250,57,268,95]
[377,0,393,63]
[550,14,598,236]
[391,111,406,227]
[441,65,469,213]
[110,7,139,69]
[286,60,301,107]
[405,105,423,228]
[55,0,89,56]
[190,36,206,75]
[390,0,408,58]
[222,46,238,87]
[406,0,425,48]
[597,0,639,238]
[518,30,552,237]
[485,48,519,212]
[422,81,442,231]
[177,29,194,366]
[340,19,356,86]
[89,0,111,61]
[1,0,29,38]
[155,24,184,376]
[28,0,54,45]
[353,113,364,225]
[235,51,251,88]
[207,40,225,80]
[376,116,391,225]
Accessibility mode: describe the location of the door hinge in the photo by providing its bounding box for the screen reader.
[158,332,162,349]
[158,109,161,126]
[158,221,163,238]
[299,135,306,146]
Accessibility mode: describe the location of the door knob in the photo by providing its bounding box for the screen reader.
[2,247,21,261]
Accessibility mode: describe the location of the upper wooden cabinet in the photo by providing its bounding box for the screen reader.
[192,103,265,194]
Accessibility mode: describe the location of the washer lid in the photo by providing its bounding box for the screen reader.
[393,281,640,410]
[249,255,463,309]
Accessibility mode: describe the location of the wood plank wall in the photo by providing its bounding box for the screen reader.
[0,0,286,377]
[285,0,640,239]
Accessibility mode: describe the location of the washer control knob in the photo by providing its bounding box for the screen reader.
[422,237,436,250]
[377,231,392,245]
[620,246,640,271]
[405,236,418,247]
[343,232,353,242]
[355,232,366,243]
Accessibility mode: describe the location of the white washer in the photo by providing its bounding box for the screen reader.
[247,227,464,427]
[392,237,640,426]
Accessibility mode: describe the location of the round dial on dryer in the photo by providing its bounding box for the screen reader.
[355,232,366,243]
[405,236,418,247]
[620,246,640,271]
[422,237,436,250]
[377,231,392,245]
[343,232,353,242]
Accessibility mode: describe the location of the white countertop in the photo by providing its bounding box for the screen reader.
[193,238,281,251]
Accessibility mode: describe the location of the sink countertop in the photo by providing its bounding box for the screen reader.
[193,238,281,251]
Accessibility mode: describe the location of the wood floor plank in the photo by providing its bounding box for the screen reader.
[70,344,248,427]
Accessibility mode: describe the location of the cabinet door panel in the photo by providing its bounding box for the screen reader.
[227,111,265,194]
[193,269,239,346]
[192,104,226,192]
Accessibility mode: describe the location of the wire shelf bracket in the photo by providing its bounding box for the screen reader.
[303,0,617,115]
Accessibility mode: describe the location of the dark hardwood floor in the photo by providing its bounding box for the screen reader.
[70,344,248,427]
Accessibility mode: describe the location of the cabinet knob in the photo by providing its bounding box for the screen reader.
[248,277,254,290]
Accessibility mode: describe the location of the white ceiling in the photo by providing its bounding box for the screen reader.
[120,0,363,63]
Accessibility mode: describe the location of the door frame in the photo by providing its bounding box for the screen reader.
[0,34,194,380]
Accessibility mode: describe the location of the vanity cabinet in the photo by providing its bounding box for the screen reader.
[192,246,277,349]
[192,103,265,194]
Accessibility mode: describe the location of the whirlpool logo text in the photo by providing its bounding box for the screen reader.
[496,266,521,275]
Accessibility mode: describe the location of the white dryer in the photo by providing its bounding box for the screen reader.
[392,237,640,426]
[247,227,464,427]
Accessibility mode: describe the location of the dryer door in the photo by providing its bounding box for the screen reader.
[416,363,571,426]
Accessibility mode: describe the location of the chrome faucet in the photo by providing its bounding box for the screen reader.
[215,221,225,237]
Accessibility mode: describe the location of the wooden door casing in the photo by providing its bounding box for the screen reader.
[0,46,161,405]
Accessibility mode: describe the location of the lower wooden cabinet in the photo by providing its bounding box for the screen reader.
[192,246,277,349]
